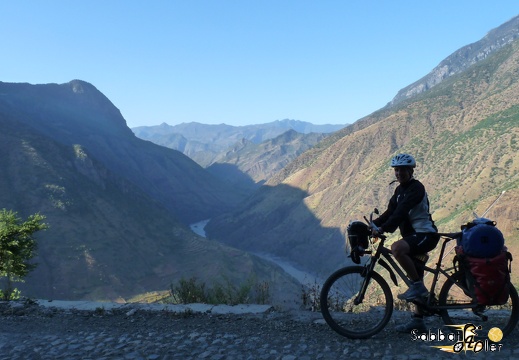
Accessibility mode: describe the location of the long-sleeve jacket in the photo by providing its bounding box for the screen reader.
[373,178,437,237]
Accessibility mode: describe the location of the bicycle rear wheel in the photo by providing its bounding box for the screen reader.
[439,275,519,338]
[320,266,393,339]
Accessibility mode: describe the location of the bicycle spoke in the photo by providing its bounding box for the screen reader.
[320,266,393,339]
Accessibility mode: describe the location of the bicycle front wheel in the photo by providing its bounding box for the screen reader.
[439,275,519,338]
[320,266,393,339]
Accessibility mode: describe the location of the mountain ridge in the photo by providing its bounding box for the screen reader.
[132,119,345,166]
[389,14,519,106]
[0,80,245,224]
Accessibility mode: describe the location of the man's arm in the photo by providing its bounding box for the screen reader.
[378,181,425,233]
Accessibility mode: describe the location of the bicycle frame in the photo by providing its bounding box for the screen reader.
[356,233,478,311]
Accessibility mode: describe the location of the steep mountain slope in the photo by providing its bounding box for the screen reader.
[0,83,301,302]
[206,37,519,279]
[0,81,244,224]
[132,120,345,166]
[206,130,328,190]
[390,15,519,106]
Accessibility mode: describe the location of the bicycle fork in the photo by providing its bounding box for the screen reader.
[354,257,379,305]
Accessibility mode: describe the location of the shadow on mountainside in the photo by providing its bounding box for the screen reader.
[205,162,262,194]
[205,183,349,280]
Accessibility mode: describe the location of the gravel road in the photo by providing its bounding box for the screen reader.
[1,300,518,360]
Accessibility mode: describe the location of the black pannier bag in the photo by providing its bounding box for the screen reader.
[347,221,370,264]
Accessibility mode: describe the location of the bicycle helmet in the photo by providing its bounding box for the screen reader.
[390,153,416,168]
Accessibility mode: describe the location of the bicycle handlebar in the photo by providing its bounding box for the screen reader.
[365,208,460,243]
[365,210,387,241]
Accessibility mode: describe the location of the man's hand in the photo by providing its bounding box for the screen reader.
[371,226,383,238]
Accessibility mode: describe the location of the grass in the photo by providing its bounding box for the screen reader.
[301,279,322,311]
[163,276,271,306]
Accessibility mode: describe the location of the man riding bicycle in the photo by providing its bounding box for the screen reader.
[371,153,439,332]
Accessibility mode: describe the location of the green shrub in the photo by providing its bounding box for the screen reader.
[0,209,48,300]
[170,277,207,304]
[168,276,270,305]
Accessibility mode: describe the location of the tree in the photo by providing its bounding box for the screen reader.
[0,209,48,300]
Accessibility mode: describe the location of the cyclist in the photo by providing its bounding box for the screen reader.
[372,153,439,332]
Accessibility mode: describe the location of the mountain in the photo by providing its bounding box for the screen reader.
[390,15,519,106]
[0,81,301,302]
[206,29,519,280]
[0,81,245,224]
[132,120,346,167]
[206,130,329,191]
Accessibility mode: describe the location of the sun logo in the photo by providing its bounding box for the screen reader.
[488,327,503,343]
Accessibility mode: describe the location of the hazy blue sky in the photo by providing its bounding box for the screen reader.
[2,1,518,127]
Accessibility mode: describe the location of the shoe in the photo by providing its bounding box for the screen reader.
[397,281,428,301]
[395,317,427,333]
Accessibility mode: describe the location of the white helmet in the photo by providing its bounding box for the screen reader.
[391,153,416,168]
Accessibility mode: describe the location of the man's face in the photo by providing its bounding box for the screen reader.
[394,166,411,184]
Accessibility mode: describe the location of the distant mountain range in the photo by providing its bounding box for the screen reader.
[132,120,344,190]
[132,120,344,154]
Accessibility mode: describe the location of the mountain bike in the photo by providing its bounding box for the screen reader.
[319,209,519,339]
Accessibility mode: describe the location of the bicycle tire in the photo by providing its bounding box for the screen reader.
[439,274,519,338]
[320,266,393,339]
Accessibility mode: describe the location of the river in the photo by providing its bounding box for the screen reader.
[189,219,323,287]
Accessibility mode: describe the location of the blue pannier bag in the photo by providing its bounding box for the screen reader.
[460,218,505,258]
